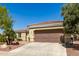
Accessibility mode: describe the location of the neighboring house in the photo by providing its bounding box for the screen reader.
[15,29,27,41]
[15,21,64,43]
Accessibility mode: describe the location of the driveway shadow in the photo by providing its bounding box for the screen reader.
[62,43,73,48]
[62,43,79,50]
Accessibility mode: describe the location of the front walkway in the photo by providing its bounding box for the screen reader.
[0,42,67,56]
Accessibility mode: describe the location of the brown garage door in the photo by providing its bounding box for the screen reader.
[34,29,63,42]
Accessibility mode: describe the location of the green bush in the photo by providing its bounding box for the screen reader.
[60,35,64,43]
[0,34,6,42]
[17,38,22,41]
[60,34,72,44]
[64,34,71,43]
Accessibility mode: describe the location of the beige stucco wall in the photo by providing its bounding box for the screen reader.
[28,29,35,42]
[21,33,26,41]
[26,33,29,42]
[28,27,64,42]
[16,33,26,41]
[16,33,19,38]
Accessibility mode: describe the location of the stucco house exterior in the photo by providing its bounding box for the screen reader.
[15,20,64,43]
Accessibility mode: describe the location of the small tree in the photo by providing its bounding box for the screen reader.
[62,4,79,34]
[0,6,16,45]
[0,34,6,43]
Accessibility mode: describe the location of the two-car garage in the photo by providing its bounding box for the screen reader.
[28,21,63,43]
[34,29,63,43]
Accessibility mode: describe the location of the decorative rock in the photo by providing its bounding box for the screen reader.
[0,43,8,48]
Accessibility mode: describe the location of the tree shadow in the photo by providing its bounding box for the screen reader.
[62,43,79,50]
[61,43,74,48]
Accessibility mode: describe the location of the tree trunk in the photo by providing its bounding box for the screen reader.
[6,36,12,45]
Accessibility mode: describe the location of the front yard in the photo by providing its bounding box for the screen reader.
[66,41,79,56]
[0,41,79,56]
[0,42,67,56]
[0,41,26,52]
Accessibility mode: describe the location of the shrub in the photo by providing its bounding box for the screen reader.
[60,34,73,45]
[17,38,22,41]
[60,35,64,43]
[0,34,6,42]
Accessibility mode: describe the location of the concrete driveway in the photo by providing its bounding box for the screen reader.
[0,42,67,56]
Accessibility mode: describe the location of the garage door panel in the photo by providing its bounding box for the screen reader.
[34,29,63,42]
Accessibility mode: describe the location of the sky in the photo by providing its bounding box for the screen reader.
[0,3,64,30]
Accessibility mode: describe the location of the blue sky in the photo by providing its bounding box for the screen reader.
[1,3,64,30]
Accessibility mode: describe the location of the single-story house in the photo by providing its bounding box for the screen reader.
[15,20,64,43]
[27,20,64,43]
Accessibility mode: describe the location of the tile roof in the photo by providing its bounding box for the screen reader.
[29,20,63,26]
[28,20,63,29]
[15,29,27,33]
